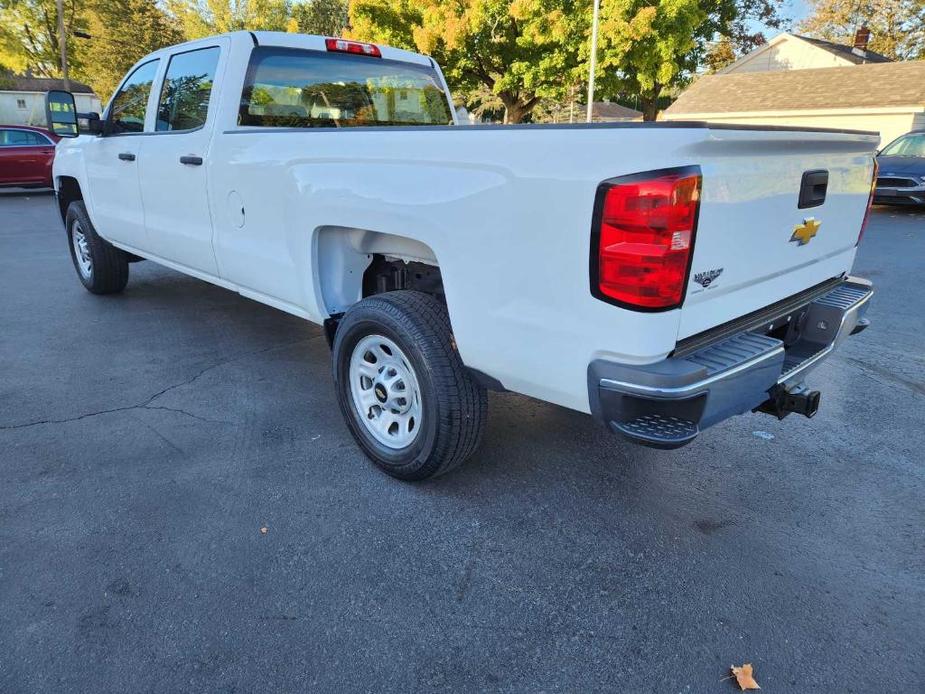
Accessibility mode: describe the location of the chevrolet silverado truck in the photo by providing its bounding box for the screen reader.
[44,32,877,480]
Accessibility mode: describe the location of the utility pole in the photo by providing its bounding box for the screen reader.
[56,0,70,90]
[586,0,600,123]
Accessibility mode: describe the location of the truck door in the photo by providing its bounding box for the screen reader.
[137,45,222,276]
[81,59,160,249]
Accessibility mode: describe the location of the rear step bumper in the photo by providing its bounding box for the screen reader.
[588,276,873,449]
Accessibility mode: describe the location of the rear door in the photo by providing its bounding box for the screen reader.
[137,43,223,275]
[678,128,878,338]
[0,128,54,185]
[82,59,160,249]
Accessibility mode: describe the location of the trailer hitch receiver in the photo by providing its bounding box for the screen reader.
[755,384,821,420]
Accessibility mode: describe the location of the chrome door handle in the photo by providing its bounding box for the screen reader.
[118,152,135,161]
[179,155,203,166]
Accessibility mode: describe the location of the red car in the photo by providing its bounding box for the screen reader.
[0,125,60,188]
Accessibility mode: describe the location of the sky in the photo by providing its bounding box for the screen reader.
[779,0,812,31]
[744,0,813,43]
[747,0,813,37]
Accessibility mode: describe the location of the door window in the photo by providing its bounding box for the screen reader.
[108,60,160,134]
[155,47,220,132]
[0,129,49,146]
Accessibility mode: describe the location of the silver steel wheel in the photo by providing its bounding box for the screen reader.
[71,221,92,279]
[348,334,423,449]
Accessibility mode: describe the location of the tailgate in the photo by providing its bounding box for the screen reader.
[679,127,878,339]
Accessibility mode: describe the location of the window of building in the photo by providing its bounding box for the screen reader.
[16,98,27,109]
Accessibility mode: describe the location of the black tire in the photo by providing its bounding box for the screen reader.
[65,200,129,294]
[332,291,487,481]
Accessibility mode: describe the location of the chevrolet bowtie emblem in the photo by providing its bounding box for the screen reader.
[791,218,821,246]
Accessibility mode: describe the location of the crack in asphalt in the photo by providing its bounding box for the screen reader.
[0,337,318,431]
[842,355,925,397]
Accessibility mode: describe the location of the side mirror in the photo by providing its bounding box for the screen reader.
[80,112,103,135]
[46,90,79,138]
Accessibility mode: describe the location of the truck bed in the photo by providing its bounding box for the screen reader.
[207,120,877,410]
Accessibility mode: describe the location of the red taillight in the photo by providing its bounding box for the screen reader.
[592,167,702,310]
[857,157,878,246]
[325,38,382,57]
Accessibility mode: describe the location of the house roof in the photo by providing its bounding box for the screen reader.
[590,102,643,121]
[717,32,893,75]
[792,34,892,65]
[0,75,95,95]
[665,61,925,115]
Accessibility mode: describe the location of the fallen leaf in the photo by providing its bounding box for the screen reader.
[260,526,268,535]
[730,663,760,690]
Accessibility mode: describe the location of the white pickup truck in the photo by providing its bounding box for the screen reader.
[45,31,877,480]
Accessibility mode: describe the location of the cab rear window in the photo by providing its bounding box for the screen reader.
[238,47,452,129]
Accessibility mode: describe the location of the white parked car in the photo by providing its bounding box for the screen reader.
[46,32,876,480]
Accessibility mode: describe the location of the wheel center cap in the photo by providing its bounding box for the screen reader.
[374,384,388,403]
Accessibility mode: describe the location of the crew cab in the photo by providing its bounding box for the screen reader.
[45,32,877,480]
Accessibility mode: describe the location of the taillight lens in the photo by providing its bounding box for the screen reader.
[325,38,382,57]
[591,167,702,310]
[857,157,878,246]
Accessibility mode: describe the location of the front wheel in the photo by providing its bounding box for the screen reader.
[332,291,487,480]
[66,201,129,294]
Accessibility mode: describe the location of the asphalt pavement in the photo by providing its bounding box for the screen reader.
[0,191,922,692]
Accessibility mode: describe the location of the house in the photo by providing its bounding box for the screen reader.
[663,60,925,147]
[0,76,102,127]
[718,31,892,74]
[589,102,643,122]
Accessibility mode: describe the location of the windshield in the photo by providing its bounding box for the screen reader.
[880,133,925,157]
[239,47,453,128]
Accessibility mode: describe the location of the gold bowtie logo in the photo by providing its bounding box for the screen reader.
[791,218,821,246]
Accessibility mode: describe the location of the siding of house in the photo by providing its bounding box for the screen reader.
[665,61,925,147]
[0,91,102,127]
[669,110,920,148]
[728,39,851,73]
[912,111,925,135]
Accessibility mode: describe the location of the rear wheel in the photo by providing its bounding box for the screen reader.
[66,201,129,294]
[332,291,487,480]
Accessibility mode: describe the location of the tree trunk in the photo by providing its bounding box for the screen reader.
[640,85,662,122]
[499,92,539,124]
[505,102,529,124]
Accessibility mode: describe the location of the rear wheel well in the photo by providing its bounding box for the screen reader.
[56,176,83,223]
[316,227,444,316]
[362,255,445,301]
[316,227,446,348]
[317,233,500,389]
[323,253,446,348]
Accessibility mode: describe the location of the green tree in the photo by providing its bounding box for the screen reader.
[704,34,737,73]
[349,0,781,123]
[79,0,182,101]
[290,0,348,35]
[166,0,292,38]
[592,0,784,121]
[0,0,86,78]
[799,0,925,61]
[349,0,590,123]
